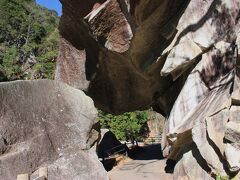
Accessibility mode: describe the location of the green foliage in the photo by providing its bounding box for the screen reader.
[215,173,238,180]
[0,0,59,81]
[216,175,229,180]
[99,110,149,143]
[0,46,20,79]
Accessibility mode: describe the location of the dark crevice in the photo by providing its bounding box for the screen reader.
[3,138,7,145]
[165,159,176,173]
[191,143,212,175]
[117,0,136,33]
[0,138,8,155]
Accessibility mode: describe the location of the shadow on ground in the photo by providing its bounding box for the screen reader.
[108,144,175,180]
[101,144,176,173]
[129,144,164,160]
[103,159,117,171]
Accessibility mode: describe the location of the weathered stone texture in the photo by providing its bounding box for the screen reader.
[0,80,108,180]
[56,0,240,179]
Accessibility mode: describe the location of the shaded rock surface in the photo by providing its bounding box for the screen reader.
[56,0,192,115]
[97,129,122,159]
[56,0,240,179]
[0,80,108,180]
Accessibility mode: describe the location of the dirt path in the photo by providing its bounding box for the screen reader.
[108,144,173,180]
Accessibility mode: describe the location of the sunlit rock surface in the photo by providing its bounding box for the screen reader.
[57,0,240,179]
[0,80,108,180]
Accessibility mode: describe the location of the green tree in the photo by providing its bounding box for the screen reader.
[0,0,59,81]
[0,46,21,80]
[98,110,149,144]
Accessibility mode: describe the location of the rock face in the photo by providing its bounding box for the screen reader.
[0,80,108,180]
[56,0,192,115]
[160,0,240,178]
[56,0,240,179]
[147,110,165,138]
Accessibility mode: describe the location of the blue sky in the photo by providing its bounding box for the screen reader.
[36,0,62,16]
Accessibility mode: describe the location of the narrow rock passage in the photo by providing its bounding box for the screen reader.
[108,145,173,180]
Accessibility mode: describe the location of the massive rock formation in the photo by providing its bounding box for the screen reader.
[0,80,108,180]
[56,0,192,115]
[56,0,240,179]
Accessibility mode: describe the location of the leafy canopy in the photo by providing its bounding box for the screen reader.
[0,0,59,81]
[98,110,149,143]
